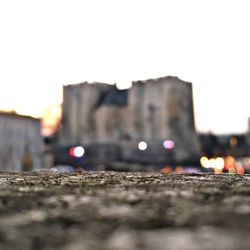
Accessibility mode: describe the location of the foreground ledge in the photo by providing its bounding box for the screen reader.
[0,171,249,250]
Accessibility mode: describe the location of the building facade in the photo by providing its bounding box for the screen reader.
[0,112,44,171]
[58,76,200,164]
[60,82,128,144]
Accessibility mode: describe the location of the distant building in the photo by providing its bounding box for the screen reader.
[199,133,250,158]
[0,112,44,171]
[127,76,200,161]
[58,76,200,165]
[59,82,128,144]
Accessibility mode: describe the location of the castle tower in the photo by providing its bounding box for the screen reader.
[59,82,113,145]
[128,76,200,161]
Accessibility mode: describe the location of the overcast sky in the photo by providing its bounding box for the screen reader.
[0,0,250,134]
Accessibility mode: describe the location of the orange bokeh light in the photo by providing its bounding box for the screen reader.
[175,166,184,173]
[161,167,173,173]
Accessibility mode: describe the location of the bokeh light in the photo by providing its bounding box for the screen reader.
[69,146,85,158]
[175,166,184,173]
[161,166,173,173]
[163,140,175,149]
[200,156,210,168]
[224,156,235,170]
[138,141,148,151]
[200,156,224,172]
[235,162,245,175]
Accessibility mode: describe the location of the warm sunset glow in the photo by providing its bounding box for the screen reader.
[42,104,62,135]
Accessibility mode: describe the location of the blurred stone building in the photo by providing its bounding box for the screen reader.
[59,76,200,164]
[0,112,44,171]
[60,82,128,144]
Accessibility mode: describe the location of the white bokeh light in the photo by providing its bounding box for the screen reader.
[73,146,85,158]
[138,141,148,151]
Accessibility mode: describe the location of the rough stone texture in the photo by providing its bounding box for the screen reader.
[0,172,249,249]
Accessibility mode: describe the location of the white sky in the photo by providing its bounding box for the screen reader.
[0,0,250,134]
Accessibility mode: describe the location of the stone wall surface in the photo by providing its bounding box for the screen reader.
[0,113,43,171]
[59,77,201,163]
[60,83,113,144]
[95,106,129,142]
[0,171,249,250]
[129,77,200,161]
